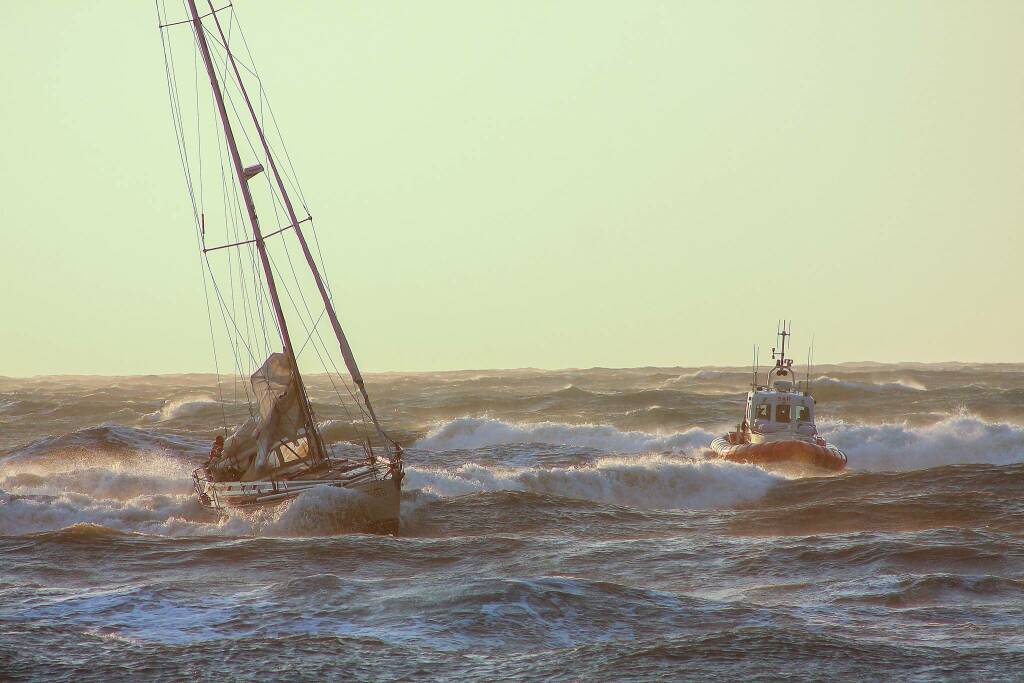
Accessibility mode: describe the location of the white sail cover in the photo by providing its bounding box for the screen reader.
[212,353,307,481]
[252,352,301,428]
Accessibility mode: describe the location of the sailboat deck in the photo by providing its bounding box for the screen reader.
[193,458,392,510]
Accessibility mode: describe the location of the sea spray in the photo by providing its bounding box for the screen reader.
[143,395,220,422]
[821,414,1024,471]
[417,416,715,453]
[406,455,781,510]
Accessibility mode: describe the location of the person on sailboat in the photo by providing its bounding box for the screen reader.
[208,435,224,462]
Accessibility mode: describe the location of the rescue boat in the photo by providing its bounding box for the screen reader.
[709,323,847,472]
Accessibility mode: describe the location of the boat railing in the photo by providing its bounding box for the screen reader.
[191,466,216,509]
[192,453,397,511]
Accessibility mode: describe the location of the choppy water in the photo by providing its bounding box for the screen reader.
[2,364,1023,681]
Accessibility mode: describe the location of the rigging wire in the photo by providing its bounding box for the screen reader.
[158,0,230,429]
[207,26,280,363]
[160,0,390,452]
[210,5,368,421]
[230,9,340,303]
[210,11,375,432]
[191,18,232,431]
[203,4,260,416]
[232,11,311,213]
[265,247,371,444]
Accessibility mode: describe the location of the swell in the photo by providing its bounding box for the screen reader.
[725,459,1024,534]
[822,415,1024,471]
[143,395,220,422]
[4,413,1021,537]
[416,416,715,453]
[406,455,780,511]
[417,414,1024,472]
[812,375,927,400]
[1,424,205,463]
[831,573,1024,607]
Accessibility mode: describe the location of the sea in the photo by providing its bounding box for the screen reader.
[1,364,1022,681]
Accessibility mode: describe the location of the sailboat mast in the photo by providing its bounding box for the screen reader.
[186,0,324,459]
[203,0,389,437]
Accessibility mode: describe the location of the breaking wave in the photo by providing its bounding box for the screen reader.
[812,376,926,399]
[416,417,714,453]
[821,415,1024,471]
[1,425,204,464]
[3,412,1021,538]
[0,432,379,537]
[417,414,1024,475]
[0,466,382,538]
[406,455,781,510]
[0,443,217,537]
[676,369,726,381]
[144,396,220,422]
[259,486,381,536]
[659,369,732,387]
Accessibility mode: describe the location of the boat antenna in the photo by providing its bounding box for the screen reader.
[805,344,811,393]
[806,333,815,393]
[772,320,791,368]
[752,344,759,389]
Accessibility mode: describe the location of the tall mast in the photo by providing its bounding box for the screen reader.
[186,0,324,459]
[203,1,390,440]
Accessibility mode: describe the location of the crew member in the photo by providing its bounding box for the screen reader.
[209,434,224,461]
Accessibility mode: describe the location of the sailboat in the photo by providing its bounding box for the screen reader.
[157,1,404,533]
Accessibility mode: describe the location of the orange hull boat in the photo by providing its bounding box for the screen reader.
[710,435,847,471]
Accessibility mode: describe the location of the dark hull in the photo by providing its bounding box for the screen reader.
[710,435,847,471]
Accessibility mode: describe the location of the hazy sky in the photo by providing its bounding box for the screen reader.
[2,1,1022,375]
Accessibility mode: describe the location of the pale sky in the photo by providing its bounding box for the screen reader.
[1,1,1022,376]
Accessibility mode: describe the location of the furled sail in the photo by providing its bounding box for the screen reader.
[249,352,307,477]
[209,353,312,481]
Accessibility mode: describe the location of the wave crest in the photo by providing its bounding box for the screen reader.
[812,376,926,399]
[144,396,220,422]
[416,417,714,453]
[822,415,1024,471]
[407,455,781,510]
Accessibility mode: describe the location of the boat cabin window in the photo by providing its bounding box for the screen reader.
[755,404,770,420]
[793,405,811,422]
[775,404,791,423]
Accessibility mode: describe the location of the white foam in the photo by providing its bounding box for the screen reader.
[5,413,1020,537]
[821,414,1024,471]
[1,459,193,500]
[262,485,378,536]
[144,395,219,422]
[814,376,926,393]
[0,453,385,537]
[659,369,727,387]
[406,454,781,510]
[416,416,714,453]
[679,369,724,380]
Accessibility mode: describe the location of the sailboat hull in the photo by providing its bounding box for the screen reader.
[193,465,402,534]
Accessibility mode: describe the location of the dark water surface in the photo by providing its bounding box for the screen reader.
[2,365,1023,681]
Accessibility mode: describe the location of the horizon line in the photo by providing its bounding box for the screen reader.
[3,358,1023,380]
